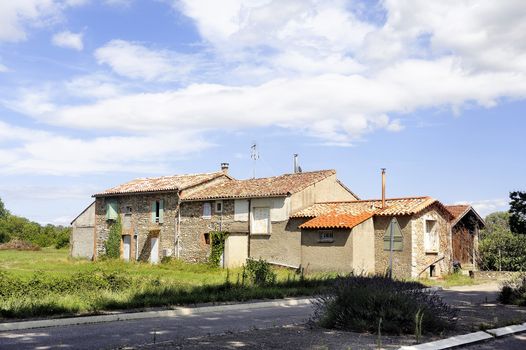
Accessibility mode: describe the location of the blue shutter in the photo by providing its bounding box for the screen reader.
[106,201,118,221]
[158,200,164,224]
[151,202,156,223]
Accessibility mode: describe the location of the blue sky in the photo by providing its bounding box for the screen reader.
[0,0,525,225]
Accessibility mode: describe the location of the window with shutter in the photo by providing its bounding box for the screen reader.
[252,207,270,234]
[151,200,164,223]
[202,202,212,219]
[106,201,118,221]
[425,220,438,253]
[383,218,403,251]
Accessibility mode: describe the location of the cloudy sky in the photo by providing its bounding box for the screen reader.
[0,0,525,224]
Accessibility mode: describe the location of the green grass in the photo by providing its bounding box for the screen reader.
[0,248,334,319]
[419,273,480,288]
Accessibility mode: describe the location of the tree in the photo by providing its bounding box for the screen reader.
[480,212,510,239]
[510,191,526,234]
[0,197,9,219]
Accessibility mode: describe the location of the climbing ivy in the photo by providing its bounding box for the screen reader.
[104,216,122,259]
[209,231,228,267]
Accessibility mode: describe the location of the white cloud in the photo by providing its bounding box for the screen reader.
[455,198,510,218]
[52,30,83,50]
[0,1,87,42]
[94,40,203,82]
[0,121,211,175]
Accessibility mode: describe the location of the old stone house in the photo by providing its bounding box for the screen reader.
[89,166,357,264]
[446,204,485,273]
[292,197,455,278]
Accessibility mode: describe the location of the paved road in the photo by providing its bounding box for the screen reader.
[0,303,313,350]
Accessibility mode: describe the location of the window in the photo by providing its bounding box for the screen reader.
[125,206,132,214]
[202,202,212,219]
[203,233,210,245]
[151,200,164,223]
[123,206,132,229]
[252,207,270,234]
[106,201,118,221]
[215,201,223,213]
[425,219,439,253]
[319,230,334,243]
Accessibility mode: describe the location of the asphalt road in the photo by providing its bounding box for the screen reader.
[462,332,526,350]
[0,303,313,350]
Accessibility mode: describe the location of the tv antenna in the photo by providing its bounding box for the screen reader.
[250,142,259,179]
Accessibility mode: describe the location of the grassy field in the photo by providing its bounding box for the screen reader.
[0,248,333,319]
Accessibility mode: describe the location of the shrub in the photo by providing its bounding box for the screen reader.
[245,259,276,286]
[0,239,41,251]
[498,274,526,305]
[312,275,456,335]
[479,232,526,271]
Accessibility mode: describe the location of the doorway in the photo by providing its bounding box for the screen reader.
[150,237,159,264]
[122,235,131,262]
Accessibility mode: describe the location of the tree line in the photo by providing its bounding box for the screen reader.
[478,191,526,271]
[0,197,70,249]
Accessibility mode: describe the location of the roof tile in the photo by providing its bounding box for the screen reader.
[181,170,336,200]
[94,172,227,197]
[299,212,374,229]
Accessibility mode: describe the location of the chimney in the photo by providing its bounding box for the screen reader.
[293,154,298,173]
[221,162,229,175]
[381,168,386,209]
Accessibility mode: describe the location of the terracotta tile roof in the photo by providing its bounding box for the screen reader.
[94,172,228,197]
[445,204,485,227]
[181,170,336,200]
[293,196,451,218]
[299,212,373,229]
[445,205,471,221]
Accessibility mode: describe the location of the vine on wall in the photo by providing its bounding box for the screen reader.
[104,216,122,259]
[209,231,228,267]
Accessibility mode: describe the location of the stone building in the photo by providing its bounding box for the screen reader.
[292,197,455,278]
[446,204,485,273]
[89,166,357,265]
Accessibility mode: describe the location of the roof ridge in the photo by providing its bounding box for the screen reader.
[314,196,432,204]
[134,171,224,181]
[233,169,335,182]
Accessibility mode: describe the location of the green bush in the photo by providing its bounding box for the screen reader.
[245,259,276,286]
[498,274,526,305]
[312,275,456,335]
[479,232,526,271]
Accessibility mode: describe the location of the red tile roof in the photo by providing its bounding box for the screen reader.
[445,204,485,227]
[181,170,336,200]
[299,212,373,229]
[94,172,228,197]
[292,196,444,218]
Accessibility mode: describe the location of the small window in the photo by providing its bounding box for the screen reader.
[203,233,210,245]
[319,230,334,243]
[151,200,164,224]
[203,202,212,219]
[215,201,223,213]
[125,206,132,214]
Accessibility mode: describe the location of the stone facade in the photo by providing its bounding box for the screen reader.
[372,205,452,279]
[94,193,179,261]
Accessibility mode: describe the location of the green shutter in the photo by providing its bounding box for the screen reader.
[383,218,403,251]
[106,201,118,221]
[158,200,164,224]
[151,202,156,223]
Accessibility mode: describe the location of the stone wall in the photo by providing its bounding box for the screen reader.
[94,193,179,261]
[373,215,413,278]
[178,199,235,263]
[472,271,521,281]
[410,206,452,278]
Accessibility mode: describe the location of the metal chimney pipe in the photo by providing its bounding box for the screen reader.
[293,154,298,173]
[221,162,229,174]
[381,168,386,209]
